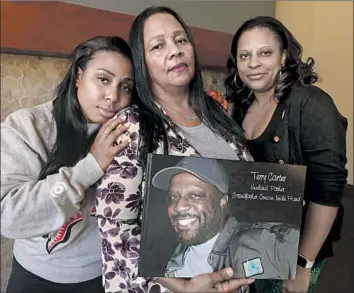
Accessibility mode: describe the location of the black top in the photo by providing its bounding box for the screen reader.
[240,85,348,261]
[247,100,286,163]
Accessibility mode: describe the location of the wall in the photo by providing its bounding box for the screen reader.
[1,1,275,70]
[62,0,275,34]
[1,1,235,70]
[0,55,68,120]
[276,1,354,184]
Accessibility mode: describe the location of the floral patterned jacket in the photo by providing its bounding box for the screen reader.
[95,105,253,293]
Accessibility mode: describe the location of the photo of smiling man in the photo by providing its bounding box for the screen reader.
[151,156,300,280]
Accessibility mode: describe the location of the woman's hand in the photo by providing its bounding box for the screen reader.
[90,115,131,171]
[156,267,254,293]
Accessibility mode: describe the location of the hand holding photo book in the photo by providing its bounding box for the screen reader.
[139,154,306,280]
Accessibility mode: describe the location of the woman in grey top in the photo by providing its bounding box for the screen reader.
[1,36,134,293]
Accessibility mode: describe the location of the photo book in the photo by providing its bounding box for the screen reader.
[139,154,306,280]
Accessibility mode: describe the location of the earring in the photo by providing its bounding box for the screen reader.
[279,64,285,77]
[233,72,245,91]
[233,72,237,85]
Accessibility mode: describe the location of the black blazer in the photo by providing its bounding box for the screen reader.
[242,85,348,261]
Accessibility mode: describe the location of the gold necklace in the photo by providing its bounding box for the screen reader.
[163,106,199,121]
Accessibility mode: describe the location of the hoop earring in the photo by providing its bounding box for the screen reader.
[233,72,245,91]
[279,63,285,77]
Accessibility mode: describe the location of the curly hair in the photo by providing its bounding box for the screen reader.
[224,16,318,124]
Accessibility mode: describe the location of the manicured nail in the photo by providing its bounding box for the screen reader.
[225,268,233,277]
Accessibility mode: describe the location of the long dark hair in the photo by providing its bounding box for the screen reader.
[225,16,318,124]
[38,36,133,180]
[129,6,246,162]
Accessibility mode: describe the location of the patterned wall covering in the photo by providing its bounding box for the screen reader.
[0,53,227,292]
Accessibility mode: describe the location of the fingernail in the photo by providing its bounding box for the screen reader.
[124,122,131,128]
[226,268,233,277]
[120,115,127,121]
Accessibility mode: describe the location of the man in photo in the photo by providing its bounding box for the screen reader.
[152,157,300,279]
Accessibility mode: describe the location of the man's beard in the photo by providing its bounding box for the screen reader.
[170,209,224,246]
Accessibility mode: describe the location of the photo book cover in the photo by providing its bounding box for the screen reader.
[139,154,306,280]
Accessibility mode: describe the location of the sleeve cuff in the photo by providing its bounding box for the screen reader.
[75,153,105,187]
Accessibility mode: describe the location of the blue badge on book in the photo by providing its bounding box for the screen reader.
[242,258,264,277]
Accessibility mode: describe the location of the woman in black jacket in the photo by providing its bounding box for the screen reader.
[224,16,348,293]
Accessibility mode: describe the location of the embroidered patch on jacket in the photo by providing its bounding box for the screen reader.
[44,207,96,254]
[242,257,264,277]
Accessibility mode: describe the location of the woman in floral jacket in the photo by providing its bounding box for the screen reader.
[95,6,254,293]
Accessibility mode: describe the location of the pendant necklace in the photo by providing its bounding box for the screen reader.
[163,106,199,121]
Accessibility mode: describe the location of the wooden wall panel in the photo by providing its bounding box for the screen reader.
[1,1,233,71]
